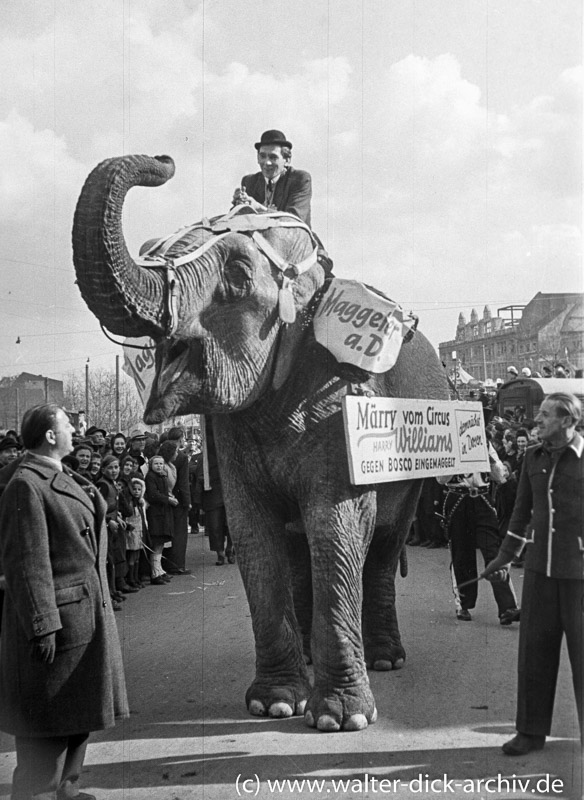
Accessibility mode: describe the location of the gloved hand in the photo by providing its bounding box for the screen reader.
[31,632,56,664]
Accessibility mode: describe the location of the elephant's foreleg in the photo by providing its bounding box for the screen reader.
[230,508,311,719]
[285,527,313,663]
[362,525,406,671]
[364,481,423,670]
[302,492,377,732]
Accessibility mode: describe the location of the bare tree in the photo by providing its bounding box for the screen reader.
[63,367,145,434]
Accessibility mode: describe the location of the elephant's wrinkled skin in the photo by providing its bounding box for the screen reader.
[72,154,449,731]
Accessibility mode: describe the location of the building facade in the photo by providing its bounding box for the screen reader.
[0,372,64,431]
[438,292,584,383]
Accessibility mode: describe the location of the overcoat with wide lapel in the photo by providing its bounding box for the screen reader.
[0,453,128,736]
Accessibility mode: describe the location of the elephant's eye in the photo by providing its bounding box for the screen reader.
[222,260,253,300]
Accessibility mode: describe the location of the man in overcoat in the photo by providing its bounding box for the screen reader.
[0,404,128,800]
[482,392,583,756]
[231,129,312,226]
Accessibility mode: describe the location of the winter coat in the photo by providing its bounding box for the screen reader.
[125,480,146,551]
[97,476,127,572]
[144,470,174,543]
[194,441,224,512]
[173,450,191,508]
[0,453,128,737]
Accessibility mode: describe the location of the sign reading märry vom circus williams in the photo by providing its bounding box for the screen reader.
[342,398,490,485]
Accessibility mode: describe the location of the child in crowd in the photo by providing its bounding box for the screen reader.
[97,455,136,608]
[118,455,137,514]
[73,443,93,478]
[145,455,178,585]
[125,477,147,588]
[89,451,102,483]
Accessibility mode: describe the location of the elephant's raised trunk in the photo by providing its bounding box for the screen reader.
[72,154,175,338]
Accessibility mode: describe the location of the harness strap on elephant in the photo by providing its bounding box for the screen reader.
[136,209,321,329]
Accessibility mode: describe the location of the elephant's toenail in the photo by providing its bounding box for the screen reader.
[317,714,340,732]
[249,700,267,716]
[344,714,368,731]
[269,702,293,718]
[373,659,394,671]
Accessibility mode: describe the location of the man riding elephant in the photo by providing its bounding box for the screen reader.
[232,129,312,226]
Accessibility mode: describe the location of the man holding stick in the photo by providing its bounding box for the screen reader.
[482,392,583,756]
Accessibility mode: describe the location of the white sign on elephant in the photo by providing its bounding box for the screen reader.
[342,397,490,485]
[313,279,416,374]
[122,337,156,407]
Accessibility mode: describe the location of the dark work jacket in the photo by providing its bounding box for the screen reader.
[241,167,312,227]
[508,432,584,579]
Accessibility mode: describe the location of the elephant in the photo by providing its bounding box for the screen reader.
[72,154,450,732]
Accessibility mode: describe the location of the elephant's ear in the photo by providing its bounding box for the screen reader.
[272,322,305,390]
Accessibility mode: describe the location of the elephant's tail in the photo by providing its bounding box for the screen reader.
[399,546,408,578]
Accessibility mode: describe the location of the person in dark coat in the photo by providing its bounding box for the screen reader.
[0,456,24,638]
[232,129,312,226]
[188,447,203,532]
[0,403,128,800]
[144,455,177,585]
[483,392,584,756]
[162,427,192,575]
[195,420,234,566]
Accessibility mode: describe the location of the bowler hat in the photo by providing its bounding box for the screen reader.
[0,436,20,452]
[254,129,293,151]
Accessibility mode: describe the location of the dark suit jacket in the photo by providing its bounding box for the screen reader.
[0,453,128,736]
[241,167,312,226]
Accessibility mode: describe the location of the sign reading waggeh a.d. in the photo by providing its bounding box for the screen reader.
[313,279,417,374]
[342,397,489,485]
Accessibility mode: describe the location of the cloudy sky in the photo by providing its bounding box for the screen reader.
[0,0,581,384]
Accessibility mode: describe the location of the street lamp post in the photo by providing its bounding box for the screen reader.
[85,359,90,427]
[115,355,120,433]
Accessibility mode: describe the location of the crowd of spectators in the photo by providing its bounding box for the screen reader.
[0,419,230,615]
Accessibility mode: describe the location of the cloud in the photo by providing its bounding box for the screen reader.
[493,67,582,199]
[0,109,86,223]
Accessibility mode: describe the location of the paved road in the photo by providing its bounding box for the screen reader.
[1,534,581,799]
